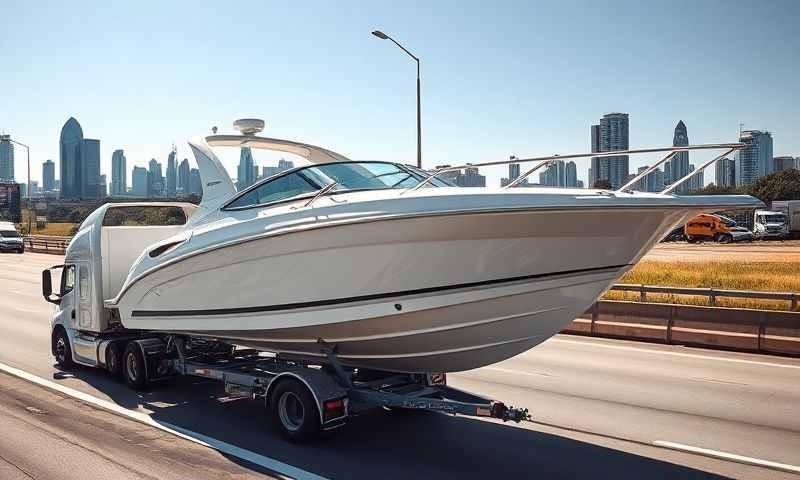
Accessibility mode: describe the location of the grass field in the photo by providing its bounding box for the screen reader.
[603,260,800,311]
[16,222,76,236]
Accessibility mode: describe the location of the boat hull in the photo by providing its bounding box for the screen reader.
[116,205,689,372]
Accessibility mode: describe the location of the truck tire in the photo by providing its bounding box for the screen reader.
[717,234,732,244]
[53,328,74,368]
[123,342,148,390]
[269,379,321,443]
[106,342,123,379]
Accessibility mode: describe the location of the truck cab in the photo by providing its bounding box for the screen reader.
[754,210,788,239]
[42,202,196,367]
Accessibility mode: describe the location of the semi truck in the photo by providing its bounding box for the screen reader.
[770,201,800,239]
[41,202,529,442]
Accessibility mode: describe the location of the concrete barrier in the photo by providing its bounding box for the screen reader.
[562,301,800,356]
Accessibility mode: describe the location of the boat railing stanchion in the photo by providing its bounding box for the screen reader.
[660,147,738,195]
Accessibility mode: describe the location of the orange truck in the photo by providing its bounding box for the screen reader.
[683,213,753,243]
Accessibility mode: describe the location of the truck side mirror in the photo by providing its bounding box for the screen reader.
[42,269,61,305]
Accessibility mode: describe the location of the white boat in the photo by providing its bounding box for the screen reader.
[104,119,761,373]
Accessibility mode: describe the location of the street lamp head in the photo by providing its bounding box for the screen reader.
[371,30,389,40]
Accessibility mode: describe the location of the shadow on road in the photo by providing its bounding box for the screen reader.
[53,365,730,480]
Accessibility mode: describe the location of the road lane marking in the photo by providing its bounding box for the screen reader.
[0,361,328,480]
[549,337,800,370]
[483,366,552,377]
[654,440,800,474]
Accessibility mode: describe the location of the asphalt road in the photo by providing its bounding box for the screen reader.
[1,252,799,479]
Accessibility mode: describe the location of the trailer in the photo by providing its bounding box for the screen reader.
[771,201,800,239]
[41,202,529,442]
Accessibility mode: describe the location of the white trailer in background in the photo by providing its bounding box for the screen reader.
[754,209,789,239]
[41,202,529,442]
[771,201,800,239]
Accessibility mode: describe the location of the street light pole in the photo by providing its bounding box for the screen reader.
[1,136,32,233]
[372,30,422,168]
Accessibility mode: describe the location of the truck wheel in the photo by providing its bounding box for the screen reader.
[269,379,321,442]
[717,234,732,244]
[106,342,123,379]
[53,328,74,368]
[123,342,147,390]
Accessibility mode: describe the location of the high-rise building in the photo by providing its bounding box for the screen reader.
[59,117,101,199]
[539,160,566,187]
[735,130,773,187]
[99,174,107,197]
[687,165,704,192]
[131,166,148,197]
[715,157,735,187]
[178,158,190,197]
[457,166,486,187]
[590,113,629,188]
[111,150,126,196]
[148,159,163,198]
[261,158,295,179]
[565,161,578,187]
[237,147,255,190]
[166,147,177,197]
[42,160,56,191]
[774,156,797,172]
[189,168,203,197]
[0,137,13,181]
[665,121,691,194]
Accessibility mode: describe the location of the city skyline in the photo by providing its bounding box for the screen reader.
[1,1,798,190]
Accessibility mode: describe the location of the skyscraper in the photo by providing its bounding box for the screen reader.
[590,113,629,188]
[99,174,108,197]
[189,168,203,197]
[132,166,148,197]
[565,161,578,187]
[715,157,735,187]
[59,117,101,199]
[111,149,126,196]
[774,156,797,172]
[178,158,190,197]
[42,160,55,191]
[665,121,691,194]
[687,165,704,192]
[237,147,255,189]
[166,147,177,197]
[261,158,295,179]
[539,160,566,187]
[735,130,773,187]
[148,158,164,198]
[0,137,13,181]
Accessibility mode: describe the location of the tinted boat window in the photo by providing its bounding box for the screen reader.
[228,172,318,209]
[102,206,188,226]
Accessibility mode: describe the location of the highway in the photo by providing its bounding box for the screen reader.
[1,252,799,479]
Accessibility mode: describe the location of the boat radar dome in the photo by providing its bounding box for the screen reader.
[233,118,265,136]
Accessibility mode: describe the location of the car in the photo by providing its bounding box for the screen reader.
[0,223,25,253]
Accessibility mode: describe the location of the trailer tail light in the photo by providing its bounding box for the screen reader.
[323,398,346,422]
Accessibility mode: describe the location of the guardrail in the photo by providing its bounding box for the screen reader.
[609,284,799,311]
[564,299,800,356]
[23,235,70,254]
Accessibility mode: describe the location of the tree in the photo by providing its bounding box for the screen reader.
[748,169,800,203]
[688,183,744,196]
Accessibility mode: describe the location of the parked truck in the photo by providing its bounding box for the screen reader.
[41,202,529,442]
[770,201,800,239]
[753,209,789,240]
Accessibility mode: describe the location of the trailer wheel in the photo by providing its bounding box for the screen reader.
[123,342,147,390]
[269,379,321,443]
[106,342,123,379]
[53,327,74,368]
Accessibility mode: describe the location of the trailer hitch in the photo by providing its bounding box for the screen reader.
[491,402,531,423]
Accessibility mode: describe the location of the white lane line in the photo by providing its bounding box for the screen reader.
[0,361,328,480]
[549,337,800,370]
[653,440,800,474]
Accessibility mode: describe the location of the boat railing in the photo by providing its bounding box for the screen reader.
[405,143,746,194]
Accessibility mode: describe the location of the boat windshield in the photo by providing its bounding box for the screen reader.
[226,161,455,210]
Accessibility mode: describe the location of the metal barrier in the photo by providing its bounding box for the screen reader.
[609,284,799,311]
[23,235,70,254]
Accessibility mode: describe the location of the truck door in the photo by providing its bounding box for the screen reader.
[75,262,94,330]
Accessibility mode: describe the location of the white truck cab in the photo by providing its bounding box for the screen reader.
[42,202,197,367]
[753,209,788,239]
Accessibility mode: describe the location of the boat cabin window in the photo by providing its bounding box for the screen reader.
[102,206,188,226]
[225,161,454,210]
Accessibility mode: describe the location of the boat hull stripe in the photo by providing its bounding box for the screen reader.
[130,263,629,318]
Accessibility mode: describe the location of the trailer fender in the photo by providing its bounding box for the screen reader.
[265,369,348,425]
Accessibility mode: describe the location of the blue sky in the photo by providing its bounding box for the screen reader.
[1,0,798,187]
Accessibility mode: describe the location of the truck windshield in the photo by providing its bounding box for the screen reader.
[760,214,786,223]
[0,230,21,238]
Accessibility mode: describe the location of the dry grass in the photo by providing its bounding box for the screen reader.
[603,260,800,311]
[16,222,76,237]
